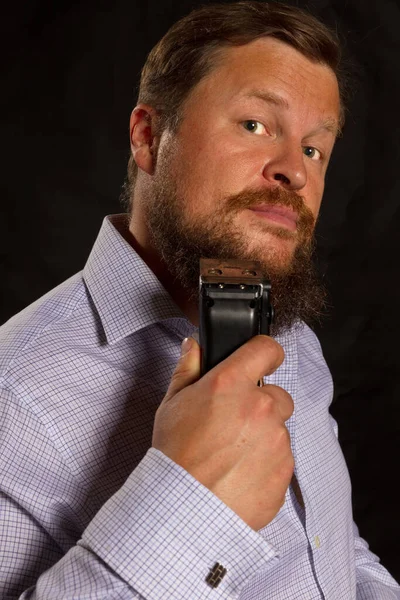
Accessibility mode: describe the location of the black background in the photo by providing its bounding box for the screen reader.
[1,0,399,582]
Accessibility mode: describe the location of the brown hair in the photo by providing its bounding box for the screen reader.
[123,1,345,204]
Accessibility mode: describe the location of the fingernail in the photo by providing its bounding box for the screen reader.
[181,337,192,356]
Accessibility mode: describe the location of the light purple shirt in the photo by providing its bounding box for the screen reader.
[0,214,399,599]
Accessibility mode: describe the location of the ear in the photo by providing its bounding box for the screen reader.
[129,104,160,176]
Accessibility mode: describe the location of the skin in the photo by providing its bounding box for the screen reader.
[129,37,340,321]
[127,37,340,530]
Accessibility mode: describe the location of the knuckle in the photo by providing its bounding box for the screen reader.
[261,384,294,419]
[276,423,291,448]
[259,390,274,408]
[257,386,283,412]
[260,383,282,399]
[208,369,231,394]
[171,370,188,387]
[175,357,193,378]
[252,392,274,419]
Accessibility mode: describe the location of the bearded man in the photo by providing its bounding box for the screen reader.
[1,2,399,599]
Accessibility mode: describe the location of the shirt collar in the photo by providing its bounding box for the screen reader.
[83,214,186,344]
[83,214,299,368]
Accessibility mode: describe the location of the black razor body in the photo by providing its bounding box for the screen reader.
[199,258,274,375]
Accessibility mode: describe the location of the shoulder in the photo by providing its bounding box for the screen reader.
[276,322,325,366]
[0,272,91,385]
[294,322,326,363]
[296,322,334,406]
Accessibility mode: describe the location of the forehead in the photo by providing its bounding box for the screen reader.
[185,37,341,131]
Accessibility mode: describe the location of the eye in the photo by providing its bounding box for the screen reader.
[242,120,267,135]
[303,146,322,161]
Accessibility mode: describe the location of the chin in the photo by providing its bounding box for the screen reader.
[245,234,298,273]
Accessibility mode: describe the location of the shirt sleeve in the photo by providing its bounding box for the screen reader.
[354,522,400,599]
[23,449,278,599]
[0,381,278,599]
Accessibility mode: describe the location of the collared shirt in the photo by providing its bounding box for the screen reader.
[0,214,399,599]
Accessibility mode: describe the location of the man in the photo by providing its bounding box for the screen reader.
[0,1,399,598]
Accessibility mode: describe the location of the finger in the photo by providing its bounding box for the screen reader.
[260,384,294,422]
[210,335,285,385]
[164,337,201,402]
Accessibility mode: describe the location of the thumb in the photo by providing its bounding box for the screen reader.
[164,337,201,402]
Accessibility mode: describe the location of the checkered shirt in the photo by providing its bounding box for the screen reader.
[1,214,399,599]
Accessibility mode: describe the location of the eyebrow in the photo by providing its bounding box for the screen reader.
[242,89,290,110]
[239,89,341,138]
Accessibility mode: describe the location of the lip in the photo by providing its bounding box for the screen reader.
[248,205,298,232]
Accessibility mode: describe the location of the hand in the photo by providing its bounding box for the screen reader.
[152,335,294,531]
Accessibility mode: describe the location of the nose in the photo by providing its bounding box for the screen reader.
[262,145,307,191]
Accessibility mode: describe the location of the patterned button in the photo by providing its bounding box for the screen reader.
[206,562,227,588]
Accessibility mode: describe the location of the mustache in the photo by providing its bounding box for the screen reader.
[223,186,316,241]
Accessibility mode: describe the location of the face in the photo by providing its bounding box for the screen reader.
[136,37,340,331]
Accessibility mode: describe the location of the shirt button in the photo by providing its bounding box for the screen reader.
[314,535,321,548]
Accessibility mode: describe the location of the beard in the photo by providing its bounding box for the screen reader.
[141,154,327,336]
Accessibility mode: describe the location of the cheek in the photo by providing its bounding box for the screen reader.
[176,140,247,205]
[314,183,325,217]
[304,172,325,219]
[173,119,273,211]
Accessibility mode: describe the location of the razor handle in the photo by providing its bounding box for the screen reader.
[199,258,274,375]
